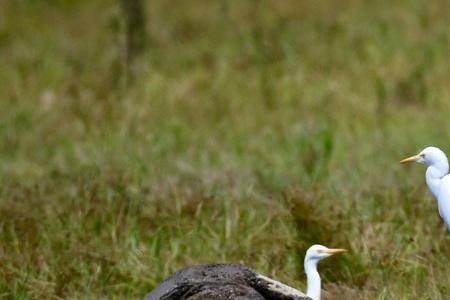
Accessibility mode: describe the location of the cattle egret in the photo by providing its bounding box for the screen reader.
[400,146,450,231]
[304,245,346,300]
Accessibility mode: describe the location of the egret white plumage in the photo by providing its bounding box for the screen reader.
[400,146,450,232]
[303,245,347,300]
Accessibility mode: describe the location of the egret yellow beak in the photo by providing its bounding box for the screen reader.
[400,154,421,164]
[319,248,347,255]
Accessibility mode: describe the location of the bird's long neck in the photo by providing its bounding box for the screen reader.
[305,259,321,300]
[426,162,448,199]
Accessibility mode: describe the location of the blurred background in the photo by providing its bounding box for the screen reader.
[1,0,450,299]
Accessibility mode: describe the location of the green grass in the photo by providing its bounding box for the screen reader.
[1,0,450,299]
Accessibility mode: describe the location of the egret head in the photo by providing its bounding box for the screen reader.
[400,147,448,167]
[304,245,347,264]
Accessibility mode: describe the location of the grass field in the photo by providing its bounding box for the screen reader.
[1,0,450,299]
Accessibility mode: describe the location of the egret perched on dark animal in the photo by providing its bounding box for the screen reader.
[142,245,346,300]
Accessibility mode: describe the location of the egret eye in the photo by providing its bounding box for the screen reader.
[420,153,425,158]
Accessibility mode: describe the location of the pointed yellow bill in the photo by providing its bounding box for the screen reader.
[319,248,347,255]
[400,154,421,164]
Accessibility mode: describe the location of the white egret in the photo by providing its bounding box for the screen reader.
[303,245,347,300]
[400,146,450,231]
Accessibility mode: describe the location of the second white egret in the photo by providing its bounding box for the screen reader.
[400,146,450,232]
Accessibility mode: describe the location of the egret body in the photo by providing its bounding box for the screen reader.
[400,146,450,231]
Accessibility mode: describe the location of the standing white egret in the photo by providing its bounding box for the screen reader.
[400,146,450,231]
[303,245,347,300]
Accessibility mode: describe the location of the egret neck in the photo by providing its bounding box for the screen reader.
[425,161,448,199]
[304,259,321,300]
